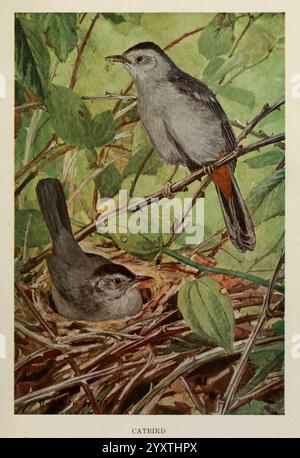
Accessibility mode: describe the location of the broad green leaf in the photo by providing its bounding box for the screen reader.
[15,17,50,98]
[15,209,50,247]
[215,53,248,80]
[198,14,235,60]
[247,169,285,224]
[122,146,163,179]
[94,163,122,198]
[202,57,225,83]
[245,150,284,169]
[90,110,117,148]
[42,13,77,62]
[238,346,283,397]
[177,277,235,352]
[110,216,163,261]
[215,216,284,276]
[217,85,256,110]
[45,83,92,148]
[232,400,268,415]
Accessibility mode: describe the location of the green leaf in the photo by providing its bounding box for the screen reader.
[177,277,235,352]
[42,13,77,62]
[272,320,284,336]
[102,13,126,24]
[15,81,27,106]
[122,146,163,179]
[198,14,235,60]
[110,217,163,261]
[247,169,285,224]
[16,111,53,169]
[90,110,117,148]
[45,83,92,148]
[217,85,256,110]
[250,342,284,368]
[202,57,225,83]
[232,400,268,415]
[238,344,284,397]
[15,17,50,98]
[212,53,249,83]
[122,13,143,25]
[244,150,284,169]
[15,209,50,248]
[94,164,122,198]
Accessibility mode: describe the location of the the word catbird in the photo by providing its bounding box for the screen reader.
[36,178,148,321]
[106,42,256,252]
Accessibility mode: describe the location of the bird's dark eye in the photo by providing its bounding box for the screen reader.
[115,277,121,285]
[136,56,143,63]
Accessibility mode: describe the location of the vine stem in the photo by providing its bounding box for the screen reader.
[161,247,284,294]
[219,251,285,414]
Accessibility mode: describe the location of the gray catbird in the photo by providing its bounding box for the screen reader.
[36,178,149,321]
[106,42,256,252]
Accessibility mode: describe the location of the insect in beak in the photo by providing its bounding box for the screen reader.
[105,55,131,65]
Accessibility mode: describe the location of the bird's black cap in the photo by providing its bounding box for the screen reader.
[124,41,164,55]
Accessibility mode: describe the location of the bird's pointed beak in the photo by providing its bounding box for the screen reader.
[105,54,131,65]
[131,275,153,288]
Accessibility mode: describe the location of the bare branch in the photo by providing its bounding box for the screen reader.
[219,251,285,414]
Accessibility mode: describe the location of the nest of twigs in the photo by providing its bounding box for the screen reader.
[15,241,284,415]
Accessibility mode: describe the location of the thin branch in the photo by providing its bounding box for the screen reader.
[15,101,44,112]
[82,93,137,101]
[15,145,74,197]
[69,359,102,414]
[129,336,282,414]
[112,351,154,414]
[179,376,206,414]
[237,97,285,144]
[223,38,281,87]
[220,251,285,414]
[228,13,263,59]
[163,27,205,51]
[15,134,57,181]
[69,13,100,90]
[19,126,285,274]
[228,378,284,413]
[15,282,57,343]
[129,148,153,198]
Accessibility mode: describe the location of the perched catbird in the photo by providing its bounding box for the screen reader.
[106,42,256,252]
[36,178,148,321]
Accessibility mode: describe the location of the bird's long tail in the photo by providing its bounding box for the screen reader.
[212,165,256,252]
[36,178,80,256]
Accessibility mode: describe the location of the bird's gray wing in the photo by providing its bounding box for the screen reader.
[169,71,237,154]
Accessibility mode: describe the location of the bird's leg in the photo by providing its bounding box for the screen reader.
[163,165,179,199]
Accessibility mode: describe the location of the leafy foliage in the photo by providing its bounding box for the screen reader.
[14,12,284,415]
[15,17,50,98]
[39,13,77,62]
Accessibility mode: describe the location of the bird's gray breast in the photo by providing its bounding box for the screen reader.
[137,81,225,167]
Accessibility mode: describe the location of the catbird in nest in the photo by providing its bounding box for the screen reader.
[106,42,255,252]
[36,178,150,321]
